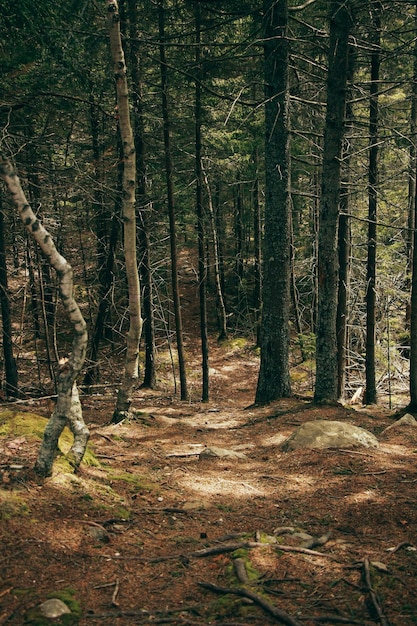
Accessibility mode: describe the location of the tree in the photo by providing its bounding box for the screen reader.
[364,1,381,405]
[195,1,210,402]
[314,0,354,404]
[108,0,143,423]
[158,0,189,401]
[0,200,18,398]
[255,0,292,405]
[0,155,88,477]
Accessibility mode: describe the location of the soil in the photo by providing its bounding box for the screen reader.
[1,342,417,626]
[1,252,417,625]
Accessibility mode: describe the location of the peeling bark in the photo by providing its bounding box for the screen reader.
[0,155,88,477]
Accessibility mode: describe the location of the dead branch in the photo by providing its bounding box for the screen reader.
[190,541,336,560]
[199,581,303,626]
[111,578,120,607]
[233,558,250,584]
[362,557,389,626]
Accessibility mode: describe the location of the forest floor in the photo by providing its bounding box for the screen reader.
[1,344,417,626]
[1,253,417,625]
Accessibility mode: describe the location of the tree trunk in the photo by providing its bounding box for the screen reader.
[0,203,18,398]
[0,155,88,477]
[255,0,292,405]
[158,0,189,401]
[364,1,381,406]
[337,50,354,401]
[128,0,156,390]
[195,2,209,402]
[203,167,228,341]
[108,0,143,423]
[252,148,262,348]
[314,0,353,404]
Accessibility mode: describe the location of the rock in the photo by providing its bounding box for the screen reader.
[39,598,71,619]
[281,420,379,451]
[382,413,417,433]
[199,446,247,460]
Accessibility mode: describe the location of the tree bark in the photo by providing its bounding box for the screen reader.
[128,0,156,390]
[195,2,209,402]
[337,49,354,401]
[364,1,381,406]
[0,203,18,398]
[314,0,353,404]
[255,0,292,405]
[0,155,88,477]
[108,0,143,423]
[158,0,189,401]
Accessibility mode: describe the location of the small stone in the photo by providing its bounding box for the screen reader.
[39,598,71,619]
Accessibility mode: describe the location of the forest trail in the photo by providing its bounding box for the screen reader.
[1,248,417,624]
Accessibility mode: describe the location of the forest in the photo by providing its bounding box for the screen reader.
[1,1,417,625]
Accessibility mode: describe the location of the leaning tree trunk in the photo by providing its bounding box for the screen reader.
[0,155,88,477]
[108,0,143,423]
[314,0,353,404]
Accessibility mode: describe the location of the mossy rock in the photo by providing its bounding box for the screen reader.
[24,588,81,625]
[0,411,100,468]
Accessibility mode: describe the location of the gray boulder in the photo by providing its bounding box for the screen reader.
[382,413,417,434]
[282,420,378,451]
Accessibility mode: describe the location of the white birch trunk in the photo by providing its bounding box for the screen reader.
[107,0,143,423]
[0,155,89,477]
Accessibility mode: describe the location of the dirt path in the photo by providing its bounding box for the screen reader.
[1,249,417,624]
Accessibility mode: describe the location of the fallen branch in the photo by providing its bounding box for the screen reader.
[191,541,335,560]
[362,557,389,626]
[199,581,303,626]
[111,578,120,607]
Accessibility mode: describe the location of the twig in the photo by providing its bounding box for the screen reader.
[298,615,363,624]
[199,581,303,626]
[111,578,120,607]
[338,449,375,457]
[362,558,389,626]
[386,541,414,554]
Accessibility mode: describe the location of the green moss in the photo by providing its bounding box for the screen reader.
[24,587,81,624]
[0,490,30,519]
[0,410,101,469]
[0,411,47,438]
[108,471,156,493]
[47,588,82,617]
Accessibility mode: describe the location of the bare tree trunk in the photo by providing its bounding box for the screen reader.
[252,148,262,347]
[408,1,417,411]
[0,155,88,477]
[128,0,156,390]
[203,166,228,341]
[255,0,292,405]
[158,0,189,401]
[0,203,18,398]
[314,0,353,404]
[107,0,143,423]
[337,50,354,401]
[364,2,381,406]
[195,2,209,402]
